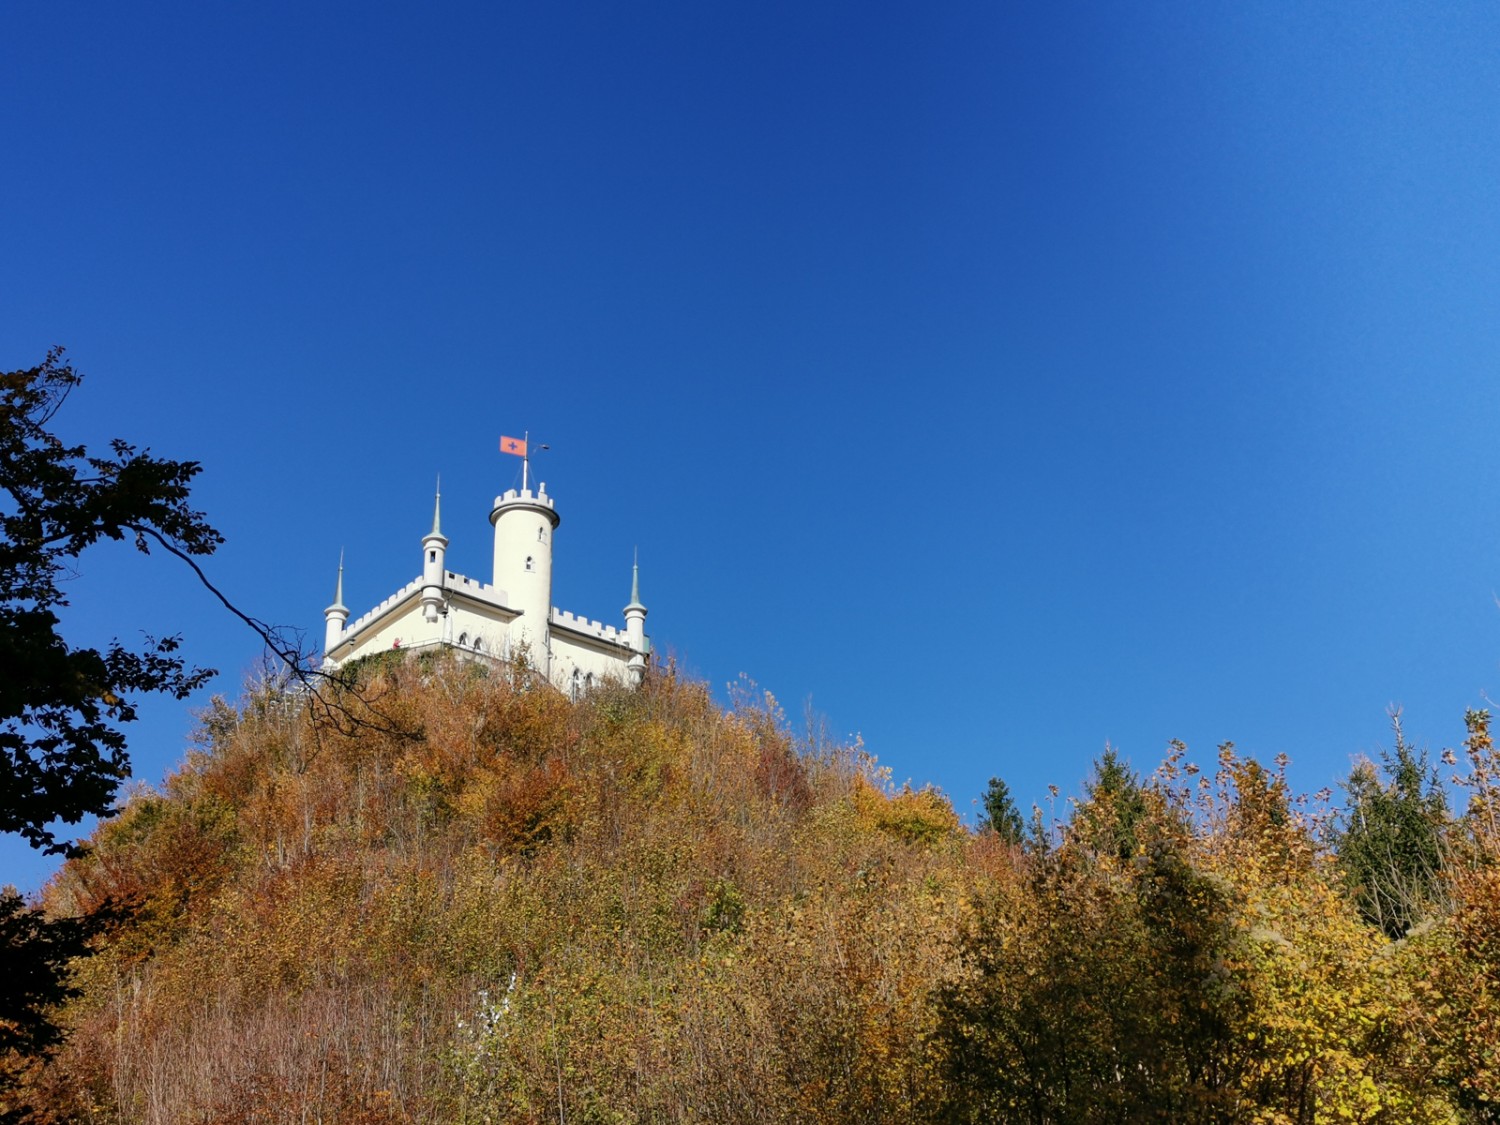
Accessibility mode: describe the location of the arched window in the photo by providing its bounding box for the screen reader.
[570,668,581,703]
[457,632,468,646]
[473,636,484,653]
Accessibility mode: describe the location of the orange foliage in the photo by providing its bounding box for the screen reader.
[9,660,1491,1123]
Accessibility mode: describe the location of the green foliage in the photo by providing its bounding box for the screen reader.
[0,350,224,1123]
[0,352,220,852]
[700,877,746,936]
[0,349,222,856]
[935,800,1255,1123]
[1334,713,1449,938]
[1071,747,1148,862]
[936,745,1461,1124]
[977,775,1024,845]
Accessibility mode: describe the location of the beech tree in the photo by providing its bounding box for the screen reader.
[0,348,222,856]
[0,349,222,1113]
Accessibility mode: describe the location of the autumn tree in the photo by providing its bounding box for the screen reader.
[0,349,222,855]
[935,845,1147,1122]
[936,781,1252,1124]
[1397,708,1500,1113]
[0,348,221,1113]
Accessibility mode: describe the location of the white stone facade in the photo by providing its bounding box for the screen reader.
[322,479,649,693]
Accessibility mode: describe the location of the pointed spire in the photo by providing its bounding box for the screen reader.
[423,476,447,549]
[625,548,646,611]
[329,550,347,611]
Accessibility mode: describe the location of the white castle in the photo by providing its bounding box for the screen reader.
[321,467,649,695]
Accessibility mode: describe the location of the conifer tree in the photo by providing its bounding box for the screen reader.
[1073,747,1148,862]
[977,775,1025,845]
[1333,713,1449,938]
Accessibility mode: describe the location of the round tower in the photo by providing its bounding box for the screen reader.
[623,553,648,686]
[323,553,349,666]
[421,482,448,623]
[490,480,560,676]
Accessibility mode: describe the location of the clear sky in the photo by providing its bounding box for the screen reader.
[4,2,1500,891]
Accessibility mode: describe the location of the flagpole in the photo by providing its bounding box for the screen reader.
[522,430,530,492]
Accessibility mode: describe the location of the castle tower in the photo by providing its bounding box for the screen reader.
[421,481,448,623]
[323,553,348,663]
[490,477,560,676]
[623,553,648,686]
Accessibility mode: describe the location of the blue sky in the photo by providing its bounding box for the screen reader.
[5,2,1500,890]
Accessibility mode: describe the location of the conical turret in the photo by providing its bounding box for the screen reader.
[323,551,349,660]
[421,479,448,623]
[623,551,648,685]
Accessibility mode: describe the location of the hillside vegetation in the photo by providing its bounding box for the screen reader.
[10,656,1500,1123]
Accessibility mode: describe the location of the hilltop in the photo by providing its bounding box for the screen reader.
[10,655,1500,1123]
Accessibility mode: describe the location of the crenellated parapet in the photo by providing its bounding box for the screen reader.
[491,486,557,514]
[551,607,628,643]
[444,571,511,608]
[340,578,423,638]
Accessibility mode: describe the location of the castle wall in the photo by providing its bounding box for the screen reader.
[443,593,515,662]
[335,596,438,661]
[325,483,646,689]
[551,634,634,697]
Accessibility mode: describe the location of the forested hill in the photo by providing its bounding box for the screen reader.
[15,655,1500,1122]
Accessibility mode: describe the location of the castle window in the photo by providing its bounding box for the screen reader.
[473,637,484,652]
[457,632,468,646]
[525,556,534,572]
[570,668,581,703]
[428,550,436,562]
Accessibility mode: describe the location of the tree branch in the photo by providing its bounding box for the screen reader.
[124,522,417,749]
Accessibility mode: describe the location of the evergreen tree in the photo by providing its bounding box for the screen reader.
[1334,714,1449,939]
[978,776,1025,845]
[1073,747,1148,862]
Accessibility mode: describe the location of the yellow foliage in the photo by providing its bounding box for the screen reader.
[13,663,1482,1123]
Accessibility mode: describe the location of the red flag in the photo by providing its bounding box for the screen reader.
[500,435,527,457]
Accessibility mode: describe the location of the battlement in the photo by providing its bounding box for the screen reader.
[551,607,627,643]
[342,578,421,638]
[443,571,511,608]
[492,486,555,511]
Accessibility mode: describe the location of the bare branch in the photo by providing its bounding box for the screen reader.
[124,522,418,749]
